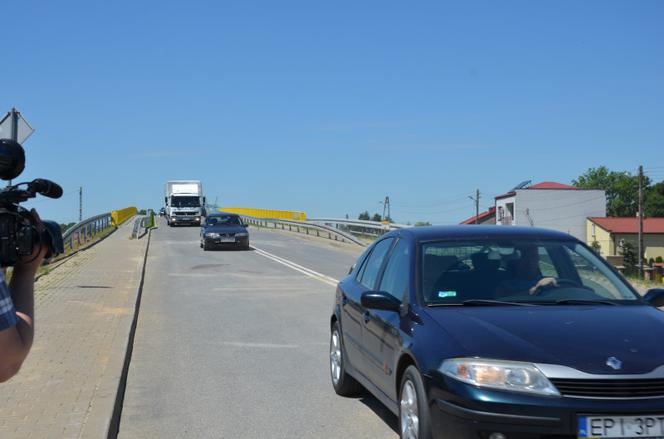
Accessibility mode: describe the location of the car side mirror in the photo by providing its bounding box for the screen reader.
[361,291,401,312]
[243,223,249,228]
[644,289,664,307]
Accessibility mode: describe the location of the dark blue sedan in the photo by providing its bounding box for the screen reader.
[329,226,664,439]
[200,213,250,250]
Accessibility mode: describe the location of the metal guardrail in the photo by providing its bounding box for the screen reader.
[131,210,155,239]
[62,212,114,252]
[240,216,367,246]
[307,218,408,238]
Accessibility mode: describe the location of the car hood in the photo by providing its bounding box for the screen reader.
[203,225,247,234]
[425,305,664,374]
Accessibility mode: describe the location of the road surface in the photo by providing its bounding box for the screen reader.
[118,220,397,438]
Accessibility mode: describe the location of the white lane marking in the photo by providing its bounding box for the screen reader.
[251,245,339,287]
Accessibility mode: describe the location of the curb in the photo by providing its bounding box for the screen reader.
[106,227,152,439]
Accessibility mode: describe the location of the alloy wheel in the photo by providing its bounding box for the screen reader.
[400,380,419,439]
[330,329,342,385]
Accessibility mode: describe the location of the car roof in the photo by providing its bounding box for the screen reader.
[208,212,239,217]
[389,225,577,242]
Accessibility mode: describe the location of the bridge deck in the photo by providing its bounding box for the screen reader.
[118,219,397,438]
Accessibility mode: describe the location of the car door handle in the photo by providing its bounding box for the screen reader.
[363,312,372,324]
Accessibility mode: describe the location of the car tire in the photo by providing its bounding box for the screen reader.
[330,321,363,396]
[203,242,210,251]
[399,366,433,439]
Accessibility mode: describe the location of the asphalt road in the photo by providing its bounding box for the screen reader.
[118,219,397,439]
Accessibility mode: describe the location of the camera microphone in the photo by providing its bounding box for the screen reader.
[28,179,63,199]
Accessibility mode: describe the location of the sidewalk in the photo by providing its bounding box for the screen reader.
[0,222,149,439]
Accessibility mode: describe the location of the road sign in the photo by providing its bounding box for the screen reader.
[0,108,35,144]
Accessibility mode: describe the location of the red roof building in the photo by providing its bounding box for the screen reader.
[528,181,577,190]
[588,217,664,234]
[460,207,496,225]
[587,217,664,260]
[493,180,606,241]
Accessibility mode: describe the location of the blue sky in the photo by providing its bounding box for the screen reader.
[2,0,663,224]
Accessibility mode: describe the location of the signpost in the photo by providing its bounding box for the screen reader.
[0,107,35,144]
[0,107,35,184]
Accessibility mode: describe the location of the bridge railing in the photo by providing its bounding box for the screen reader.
[62,212,114,254]
[58,206,138,260]
[307,218,407,239]
[131,210,155,239]
[240,216,366,247]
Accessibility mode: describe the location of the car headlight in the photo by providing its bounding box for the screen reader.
[440,358,560,397]
[206,232,220,238]
[235,232,248,237]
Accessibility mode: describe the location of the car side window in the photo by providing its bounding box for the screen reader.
[378,239,410,300]
[359,238,394,290]
[353,248,372,278]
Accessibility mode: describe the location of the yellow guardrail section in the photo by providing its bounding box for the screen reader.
[111,207,138,226]
[219,207,306,221]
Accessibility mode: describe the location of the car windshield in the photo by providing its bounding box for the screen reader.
[420,239,639,306]
[206,215,241,226]
[171,196,200,207]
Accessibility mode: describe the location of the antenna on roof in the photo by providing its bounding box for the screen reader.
[510,180,532,191]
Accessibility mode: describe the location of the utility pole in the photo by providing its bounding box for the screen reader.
[468,190,480,224]
[381,196,391,222]
[386,196,390,222]
[79,186,83,222]
[638,165,644,279]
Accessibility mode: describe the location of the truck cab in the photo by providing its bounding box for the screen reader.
[165,180,205,226]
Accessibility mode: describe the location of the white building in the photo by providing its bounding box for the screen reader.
[495,181,606,241]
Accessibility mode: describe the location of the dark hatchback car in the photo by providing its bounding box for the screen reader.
[200,213,249,250]
[329,226,664,439]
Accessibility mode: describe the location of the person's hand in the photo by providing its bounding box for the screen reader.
[529,277,558,295]
[13,209,48,275]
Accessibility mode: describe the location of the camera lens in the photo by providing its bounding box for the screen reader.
[0,138,25,180]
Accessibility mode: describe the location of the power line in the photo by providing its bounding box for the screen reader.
[468,190,480,224]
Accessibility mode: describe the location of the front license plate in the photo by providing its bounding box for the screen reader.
[578,415,664,438]
[218,237,236,243]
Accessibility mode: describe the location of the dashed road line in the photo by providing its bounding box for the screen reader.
[250,246,339,287]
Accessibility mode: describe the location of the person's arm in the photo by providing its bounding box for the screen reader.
[0,211,47,382]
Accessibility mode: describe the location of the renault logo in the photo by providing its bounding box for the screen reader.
[606,356,623,370]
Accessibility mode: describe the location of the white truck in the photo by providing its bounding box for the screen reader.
[164,180,205,226]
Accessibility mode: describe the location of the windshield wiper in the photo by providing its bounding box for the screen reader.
[460,299,535,307]
[551,299,618,306]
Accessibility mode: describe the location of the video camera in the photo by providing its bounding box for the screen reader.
[0,138,64,267]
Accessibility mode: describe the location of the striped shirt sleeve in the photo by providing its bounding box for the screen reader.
[0,272,18,331]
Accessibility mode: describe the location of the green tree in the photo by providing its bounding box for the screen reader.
[60,222,76,232]
[645,181,664,217]
[573,167,649,217]
[358,211,370,221]
[371,213,382,222]
[415,221,432,227]
[590,240,601,254]
[620,241,637,272]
